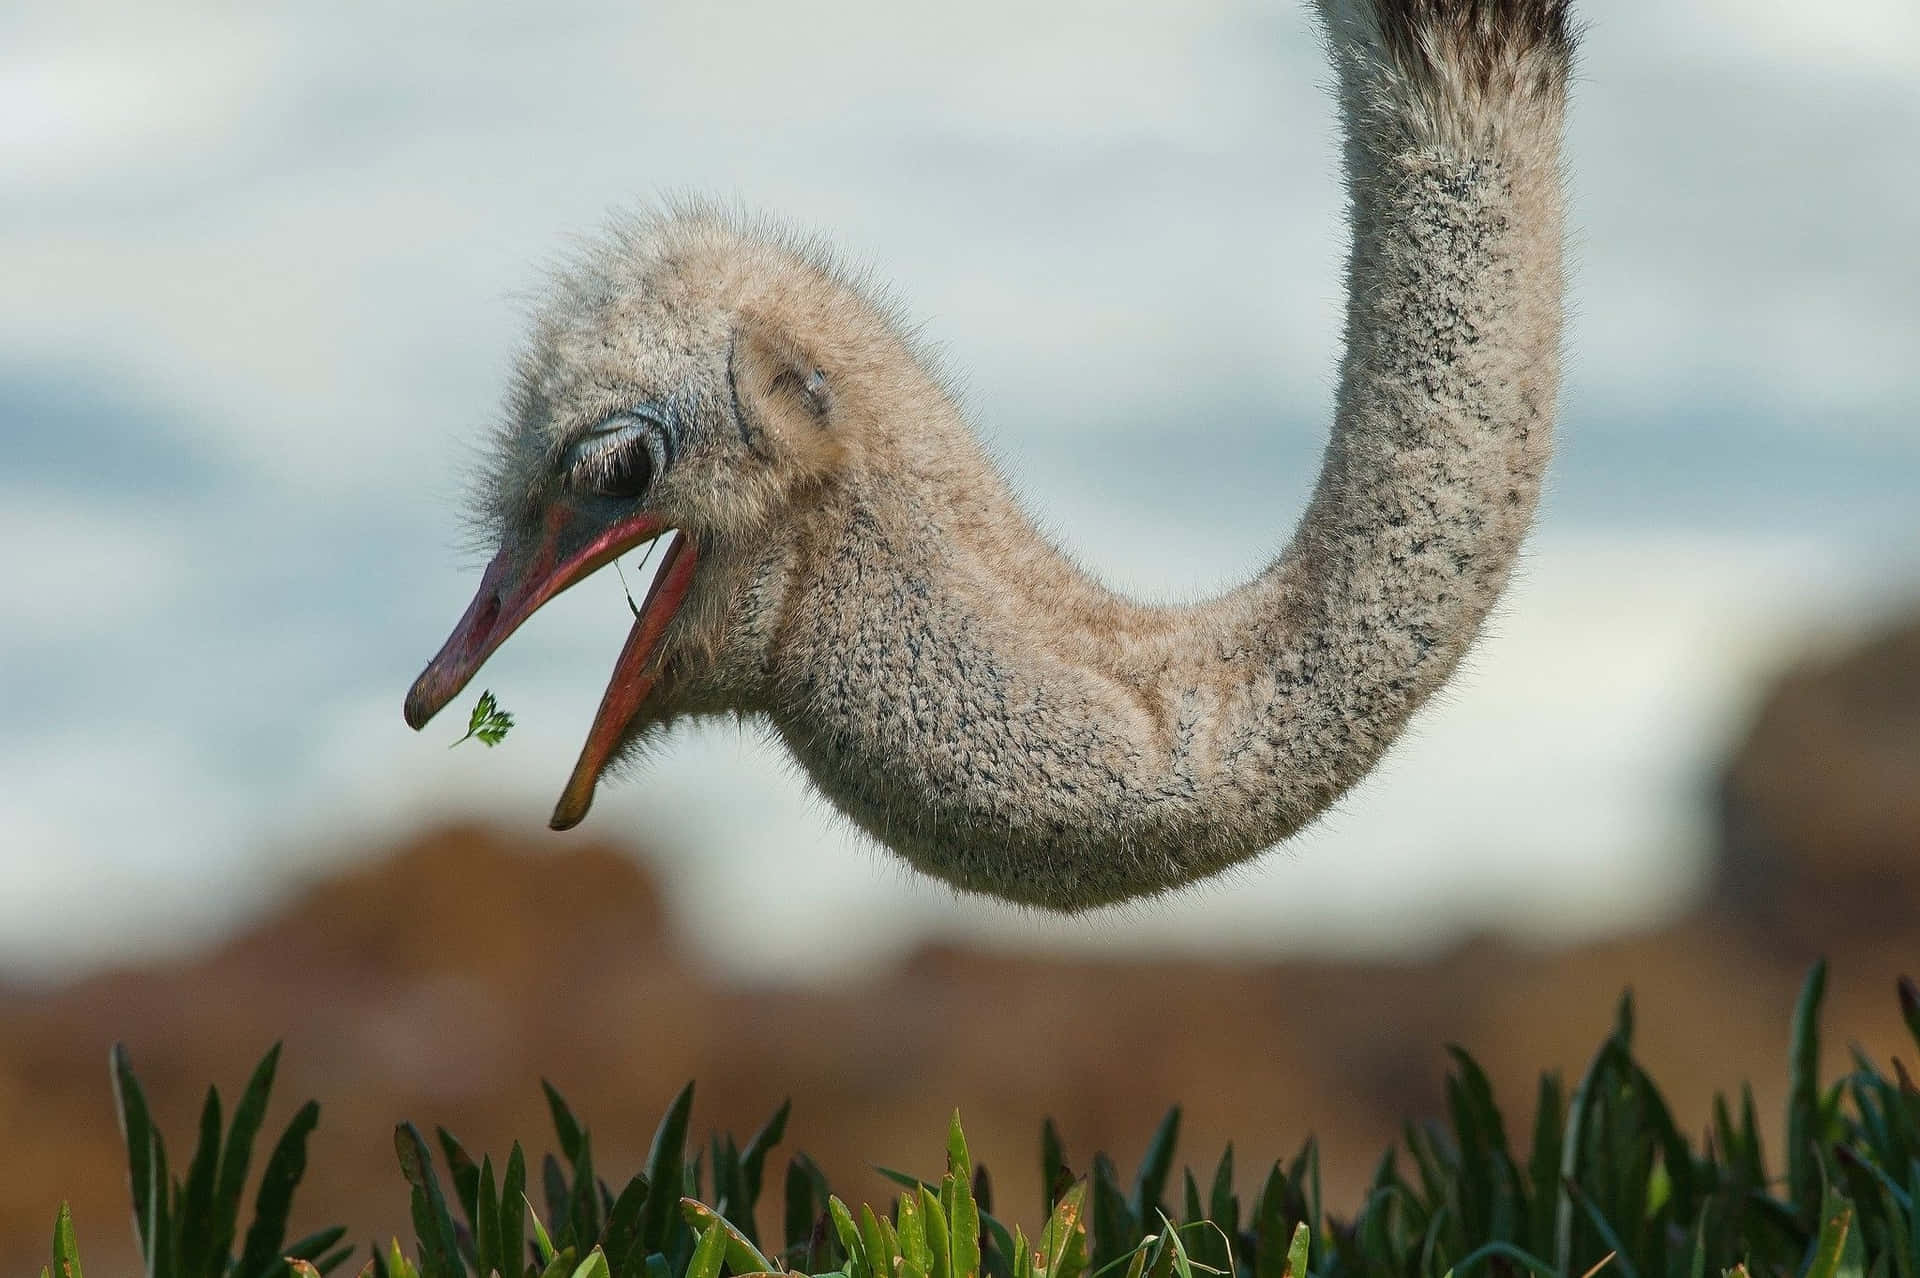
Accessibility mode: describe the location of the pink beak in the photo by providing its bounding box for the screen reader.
[404,501,698,828]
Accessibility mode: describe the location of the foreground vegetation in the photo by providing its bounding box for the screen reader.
[37,963,1920,1278]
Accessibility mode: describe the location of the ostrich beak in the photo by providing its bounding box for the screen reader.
[403,504,698,827]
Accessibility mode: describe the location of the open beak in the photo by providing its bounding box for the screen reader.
[403,500,698,830]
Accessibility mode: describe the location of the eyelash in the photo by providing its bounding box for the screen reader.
[568,414,671,499]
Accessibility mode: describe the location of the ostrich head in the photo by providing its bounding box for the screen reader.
[405,212,884,829]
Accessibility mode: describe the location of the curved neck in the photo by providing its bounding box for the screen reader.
[770,10,1568,910]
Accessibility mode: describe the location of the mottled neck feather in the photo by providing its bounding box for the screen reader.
[770,0,1571,910]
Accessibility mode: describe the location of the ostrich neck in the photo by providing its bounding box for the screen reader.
[771,59,1565,910]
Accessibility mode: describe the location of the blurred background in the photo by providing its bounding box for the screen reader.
[2,0,1917,1273]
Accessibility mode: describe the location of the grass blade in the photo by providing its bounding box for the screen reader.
[110,1045,159,1265]
[51,1202,83,1278]
[685,1222,726,1278]
[543,1083,585,1167]
[502,1144,528,1278]
[213,1046,282,1273]
[680,1198,777,1275]
[638,1083,695,1255]
[740,1100,791,1211]
[1133,1112,1182,1226]
[176,1087,223,1278]
[394,1123,462,1278]
[236,1100,321,1278]
[1789,961,1831,1224]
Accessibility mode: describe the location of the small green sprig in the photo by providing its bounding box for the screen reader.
[451,690,514,748]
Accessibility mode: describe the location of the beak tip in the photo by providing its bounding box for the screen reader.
[402,684,436,732]
[550,780,595,831]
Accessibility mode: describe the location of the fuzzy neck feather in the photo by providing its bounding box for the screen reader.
[763,0,1572,909]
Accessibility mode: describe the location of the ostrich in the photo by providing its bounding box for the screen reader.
[404,0,1574,911]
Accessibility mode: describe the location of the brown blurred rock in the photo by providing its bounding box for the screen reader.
[1715,609,1920,958]
[5,612,1920,1276]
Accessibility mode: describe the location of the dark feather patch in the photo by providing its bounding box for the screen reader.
[1370,0,1575,95]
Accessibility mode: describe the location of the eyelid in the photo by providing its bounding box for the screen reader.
[585,406,663,436]
[568,413,651,465]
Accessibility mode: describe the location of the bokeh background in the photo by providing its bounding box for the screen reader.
[2,0,1917,1274]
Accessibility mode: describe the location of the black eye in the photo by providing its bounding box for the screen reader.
[569,411,674,501]
[585,441,653,499]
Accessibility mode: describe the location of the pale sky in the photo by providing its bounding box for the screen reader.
[2,0,1917,983]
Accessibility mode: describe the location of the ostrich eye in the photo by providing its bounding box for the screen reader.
[569,412,673,501]
[582,442,652,499]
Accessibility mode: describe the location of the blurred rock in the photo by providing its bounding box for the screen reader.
[1715,609,1920,958]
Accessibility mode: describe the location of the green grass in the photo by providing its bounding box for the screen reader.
[50,963,1920,1278]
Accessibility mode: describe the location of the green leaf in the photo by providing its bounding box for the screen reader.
[1789,961,1831,1224]
[1447,1241,1558,1278]
[679,1198,777,1275]
[213,1046,283,1273]
[284,1225,350,1270]
[1132,1112,1181,1227]
[570,1247,613,1278]
[1154,1214,1204,1278]
[453,689,515,748]
[829,1198,867,1278]
[51,1202,82,1278]
[384,1236,420,1278]
[860,1204,892,1278]
[601,1173,651,1275]
[685,1222,727,1278]
[1207,1146,1237,1246]
[564,1131,602,1252]
[543,1082,585,1166]
[1254,1165,1292,1278]
[237,1100,321,1278]
[1043,1122,1071,1215]
[1091,1156,1137,1278]
[1564,1178,1640,1278]
[1528,1074,1565,1259]
[785,1154,830,1260]
[900,1189,934,1278]
[475,1156,502,1278]
[110,1044,159,1266]
[394,1123,463,1278]
[147,1135,175,1278]
[710,1135,746,1231]
[436,1128,483,1237]
[639,1084,696,1255]
[1039,1182,1089,1278]
[539,1248,578,1278]
[544,1156,571,1242]
[1295,1141,1322,1248]
[529,1195,558,1267]
[1805,1198,1861,1278]
[1556,1035,1627,1278]
[740,1100,791,1211]
[923,1187,951,1278]
[502,1145,528,1278]
[1283,1222,1308,1278]
[176,1087,224,1278]
[945,1115,982,1278]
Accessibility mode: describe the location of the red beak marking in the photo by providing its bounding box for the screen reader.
[549,530,698,830]
[406,506,700,826]
[403,505,668,733]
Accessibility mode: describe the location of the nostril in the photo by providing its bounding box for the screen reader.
[464,593,502,653]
